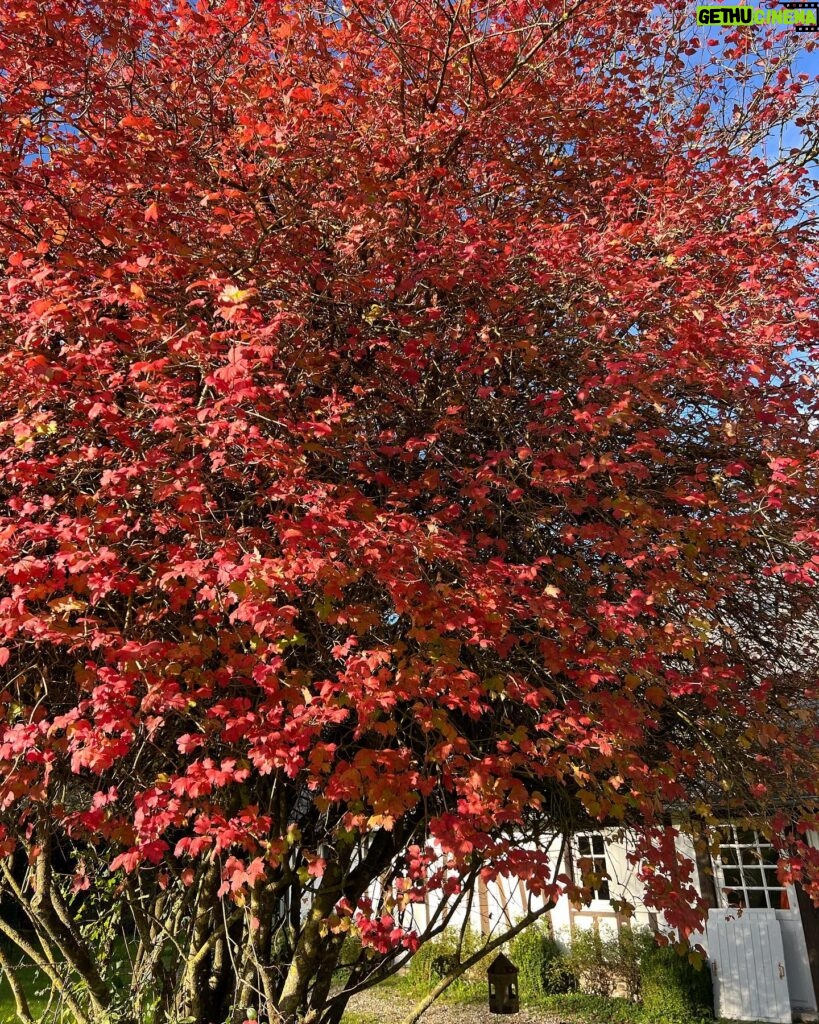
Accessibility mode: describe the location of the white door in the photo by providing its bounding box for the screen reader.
[713,826,816,1013]
[707,908,791,1023]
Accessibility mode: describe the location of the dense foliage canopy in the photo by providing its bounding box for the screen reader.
[0,0,818,1021]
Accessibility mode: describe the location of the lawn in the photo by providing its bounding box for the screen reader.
[0,963,51,1024]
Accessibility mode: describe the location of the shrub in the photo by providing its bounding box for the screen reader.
[404,940,444,993]
[543,950,578,995]
[562,926,653,999]
[564,928,617,997]
[333,933,366,982]
[639,945,713,1023]
[609,926,655,1000]
[509,923,575,997]
[404,926,488,999]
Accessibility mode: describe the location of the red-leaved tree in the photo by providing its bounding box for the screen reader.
[0,1,818,1021]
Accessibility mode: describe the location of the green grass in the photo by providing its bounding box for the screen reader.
[0,962,50,1023]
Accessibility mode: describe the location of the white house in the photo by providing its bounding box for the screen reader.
[401,826,819,1022]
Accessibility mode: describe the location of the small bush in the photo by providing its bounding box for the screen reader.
[562,926,653,999]
[639,945,712,1023]
[610,926,655,1000]
[509,923,575,997]
[404,940,443,993]
[563,928,616,997]
[403,926,488,1000]
[543,952,578,995]
[333,933,365,982]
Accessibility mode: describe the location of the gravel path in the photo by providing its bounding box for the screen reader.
[344,988,570,1023]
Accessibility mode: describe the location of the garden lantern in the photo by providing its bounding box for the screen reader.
[487,953,519,1014]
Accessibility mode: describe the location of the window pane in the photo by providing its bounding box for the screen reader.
[597,880,610,901]
[592,836,605,856]
[742,869,763,888]
[715,825,790,911]
[578,837,590,856]
[741,848,763,865]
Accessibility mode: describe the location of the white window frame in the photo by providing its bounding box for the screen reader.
[713,826,793,912]
[574,832,611,907]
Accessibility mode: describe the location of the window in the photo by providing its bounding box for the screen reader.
[716,826,789,910]
[576,834,610,901]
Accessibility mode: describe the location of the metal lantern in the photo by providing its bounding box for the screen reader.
[487,952,520,1014]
